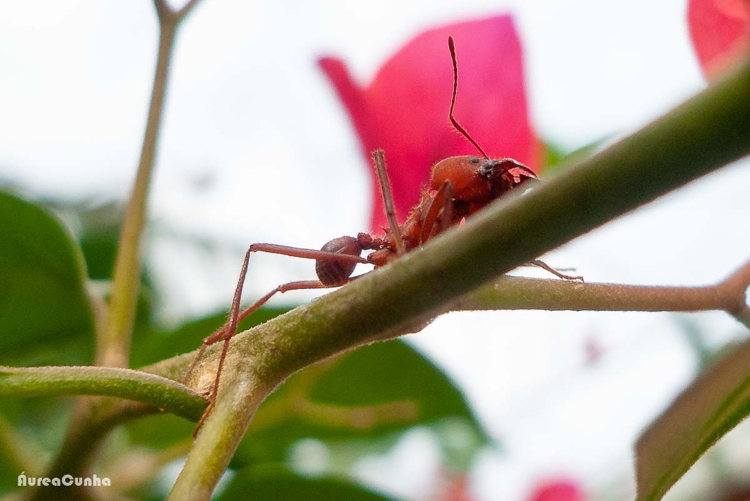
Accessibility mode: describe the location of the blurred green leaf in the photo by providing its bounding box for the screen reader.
[542,135,610,176]
[0,397,71,494]
[0,191,95,365]
[49,198,156,326]
[130,335,488,470]
[635,337,750,501]
[233,340,490,468]
[0,413,32,494]
[216,465,401,501]
[542,140,568,171]
[58,199,126,282]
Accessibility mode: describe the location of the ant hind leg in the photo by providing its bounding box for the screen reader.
[188,243,363,435]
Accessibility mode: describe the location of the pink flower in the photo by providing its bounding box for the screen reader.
[438,471,476,501]
[688,0,750,79]
[318,15,539,233]
[526,479,585,501]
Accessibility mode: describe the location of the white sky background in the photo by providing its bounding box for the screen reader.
[2,0,750,500]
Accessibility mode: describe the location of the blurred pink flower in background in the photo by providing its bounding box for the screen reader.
[437,472,476,501]
[526,478,586,501]
[318,15,539,233]
[688,0,750,79]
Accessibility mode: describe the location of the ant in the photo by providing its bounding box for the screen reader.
[186,36,582,432]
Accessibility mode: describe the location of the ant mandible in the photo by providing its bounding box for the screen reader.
[186,36,582,431]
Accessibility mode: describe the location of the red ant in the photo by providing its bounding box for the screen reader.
[186,36,581,431]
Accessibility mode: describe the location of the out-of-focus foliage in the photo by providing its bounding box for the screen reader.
[635,337,750,501]
[0,190,95,367]
[216,465,402,501]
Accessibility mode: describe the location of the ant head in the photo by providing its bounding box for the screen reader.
[448,36,489,160]
[478,158,536,180]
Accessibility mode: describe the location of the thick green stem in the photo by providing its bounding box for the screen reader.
[0,272,742,438]
[166,56,750,500]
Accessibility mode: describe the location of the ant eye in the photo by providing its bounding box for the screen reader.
[470,157,480,164]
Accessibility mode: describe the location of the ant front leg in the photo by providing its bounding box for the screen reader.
[419,180,454,244]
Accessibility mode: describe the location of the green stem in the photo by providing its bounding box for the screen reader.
[166,56,750,500]
[31,3,203,500]
[98,18,178,368]
[0,272,742,437]
[168,371,268,500]
[0,366,205,421]
[452,277,728,312]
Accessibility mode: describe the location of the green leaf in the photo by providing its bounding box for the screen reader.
[0,191,95,365]
[49,198,155,327]
[216,465,401,501]
[542,135,610,176]
[635,337,750,501]
[233,340,489,469]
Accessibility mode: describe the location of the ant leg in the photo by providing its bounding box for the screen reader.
[527,260,584,281]
[184,244,366,384]
[192,276,347,435]
[372,150,406,255]
[189,243,365,434]
[246,243,368,264]
[419,180,454,244]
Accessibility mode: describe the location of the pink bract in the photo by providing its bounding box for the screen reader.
[688,0,750,79]
[527,479,585,501]
[318,15,539,233]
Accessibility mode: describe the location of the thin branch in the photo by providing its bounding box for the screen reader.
[0,366,205,421]
[32,3,204,498]
[176,0,202,19]
[447,259,750,321]
[728,305,750,329]
[716,259,750,327]
[100,0,200,368]
[450,277,727,313]
[154,0,203,24]
[99,10,177,369]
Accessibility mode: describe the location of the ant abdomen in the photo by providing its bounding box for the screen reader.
[315,236,363,285]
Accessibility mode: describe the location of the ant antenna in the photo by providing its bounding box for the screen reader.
[448,36,489,159]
